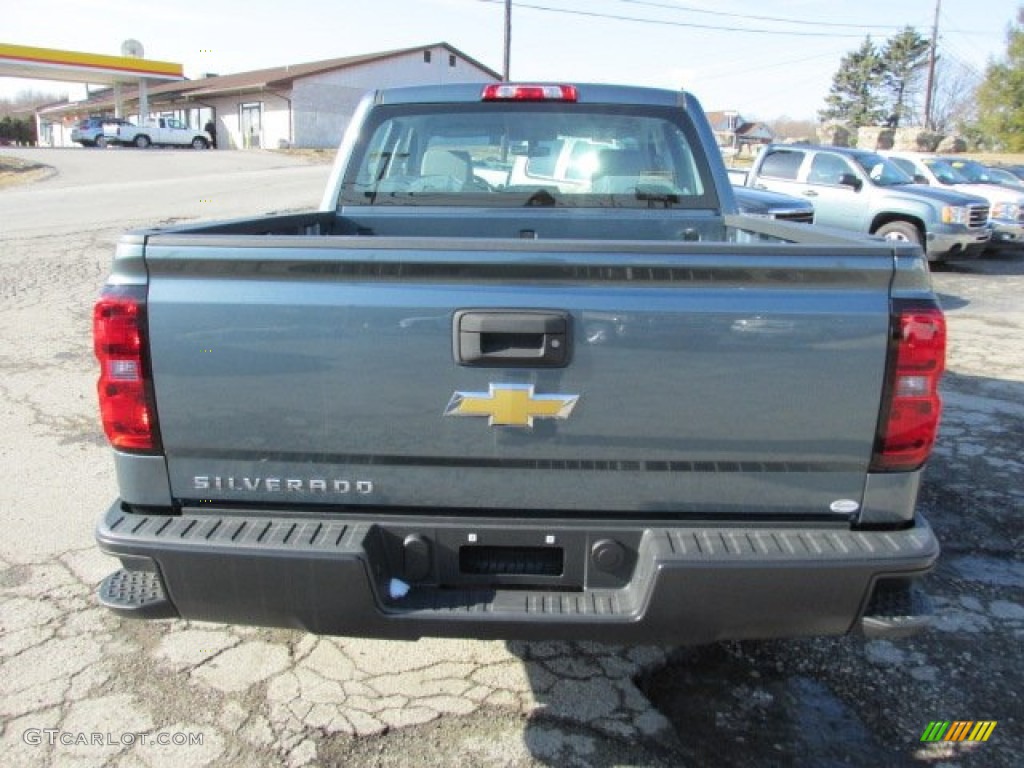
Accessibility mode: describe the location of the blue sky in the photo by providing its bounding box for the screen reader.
[2,0,1019,119]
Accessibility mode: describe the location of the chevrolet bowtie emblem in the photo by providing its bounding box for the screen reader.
[445,383,579,428]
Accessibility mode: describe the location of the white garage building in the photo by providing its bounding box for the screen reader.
[38,43,500,149]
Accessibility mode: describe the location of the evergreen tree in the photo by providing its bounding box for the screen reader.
[880,27,930,127]
[819,37,886,129]
[974,13,1024,150]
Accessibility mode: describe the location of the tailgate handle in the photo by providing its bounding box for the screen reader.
[454,310,570,367]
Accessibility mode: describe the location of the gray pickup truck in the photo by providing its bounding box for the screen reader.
[747,144,991,261]
[94,83,943,644]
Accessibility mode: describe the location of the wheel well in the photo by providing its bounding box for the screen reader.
[870,214,925,239]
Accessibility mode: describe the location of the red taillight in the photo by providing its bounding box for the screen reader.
[871,303,945,472]
[481,84,578,102]
[94,287,160,452]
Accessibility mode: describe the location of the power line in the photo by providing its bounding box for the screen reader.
[945,54,985,82]
[933,4,1013,38]
[719,71,839,117]
[698,50,844,82]
[471,0,878,37]
[937,41,987,79]
[613,0,909,32]
[937,4,1003,72]
[939,33,989,70]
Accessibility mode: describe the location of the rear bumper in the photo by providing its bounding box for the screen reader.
[95,503,939,644]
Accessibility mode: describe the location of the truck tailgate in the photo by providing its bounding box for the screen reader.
[143,235,894,517]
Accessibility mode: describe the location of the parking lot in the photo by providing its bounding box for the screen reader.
[0,147,1021,767]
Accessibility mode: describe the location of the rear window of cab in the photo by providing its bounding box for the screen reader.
[339,103,718,209]
[758,149,804,180]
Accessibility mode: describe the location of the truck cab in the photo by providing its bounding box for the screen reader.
[748,144,991,261]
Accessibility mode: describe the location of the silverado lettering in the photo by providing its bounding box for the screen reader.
[192,476,374,494]
[93,82,943,644]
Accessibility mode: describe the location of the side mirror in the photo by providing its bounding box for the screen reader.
[839,173,863,191]
[914,174,929,184]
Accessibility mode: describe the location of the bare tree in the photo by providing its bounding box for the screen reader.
[929,58,981,134]
[0,88,67,117]
[764,116,819,142]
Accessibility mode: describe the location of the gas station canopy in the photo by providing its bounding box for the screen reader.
[0,42,183,86]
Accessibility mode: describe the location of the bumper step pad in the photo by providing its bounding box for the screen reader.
[98,568,177,619]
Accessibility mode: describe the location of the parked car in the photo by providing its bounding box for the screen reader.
[881,152,1024,250]
[111,118,212,149]
[747,144,991,261]
[728,165,817,220]
[944,157,1008,186]
[70,117,134,148]
[733,184,814,223]
[982,166,1024,191]
[993,164,1024,182]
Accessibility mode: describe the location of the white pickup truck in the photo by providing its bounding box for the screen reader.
[881,151,1024,249]
[113,117,212,149]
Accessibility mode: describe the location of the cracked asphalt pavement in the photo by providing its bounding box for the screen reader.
[1,148,1020,767]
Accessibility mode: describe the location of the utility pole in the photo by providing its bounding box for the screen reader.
[503,0,512,81]
[923,0,941,130]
